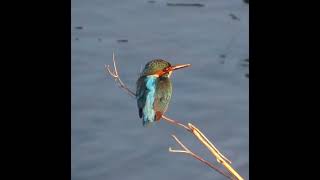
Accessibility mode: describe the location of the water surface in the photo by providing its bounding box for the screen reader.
[72,0,249,179]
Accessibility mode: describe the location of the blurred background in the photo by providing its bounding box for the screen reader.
[71,0,249,180]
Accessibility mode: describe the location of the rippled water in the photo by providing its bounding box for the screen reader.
[72,0,249,179]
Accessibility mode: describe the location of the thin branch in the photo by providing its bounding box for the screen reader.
[165,117,243,180]
[105,52,136,98]
[162,115,191,131]
[188,123,243,180]
[189,123,231,164]
[168,148,187,153]
[162,114,232,164]
[170,134,190,151]
[169,135,234,180]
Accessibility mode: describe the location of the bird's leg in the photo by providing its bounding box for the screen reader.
[105,52,136,98]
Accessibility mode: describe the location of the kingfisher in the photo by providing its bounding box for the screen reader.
[136,59,191,126]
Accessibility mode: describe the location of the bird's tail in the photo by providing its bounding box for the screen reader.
[142,111,155,127]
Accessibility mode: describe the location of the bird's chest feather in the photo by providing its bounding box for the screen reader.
[153,77,172,112]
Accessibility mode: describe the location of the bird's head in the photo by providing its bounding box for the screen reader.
[141,59,191,78]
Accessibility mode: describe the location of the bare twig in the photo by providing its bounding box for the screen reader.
[188,123,243,180]
[163,116,244,180]
[162,115,191,131]
[169,135,233,180]
[105,52,136,98]
[162,114,232,164]
[105,52,244,180]
[189,123,231,164]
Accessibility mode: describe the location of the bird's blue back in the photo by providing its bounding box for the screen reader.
[136,75,157,126]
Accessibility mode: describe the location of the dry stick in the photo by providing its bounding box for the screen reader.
[169,135,233,180]
[162,115,243,180]
[162,115,191,131]
[105,52,244,180]
[189,124,243,180]
[163,115,232,164]
[162,114,231,163]
[189,124,232,164]
[162,115,234,179]
[105,52,136,98]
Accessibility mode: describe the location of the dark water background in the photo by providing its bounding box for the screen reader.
[72,0,248,179]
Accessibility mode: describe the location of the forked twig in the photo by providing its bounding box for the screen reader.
[163,114,243,180]
[169,135,233,180]
[105,52,136,98]
[105,52,244,180]
[188,123,243,180]
[189,123,231,164]
[163,116,232,164]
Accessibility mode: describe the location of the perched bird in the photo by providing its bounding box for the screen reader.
[136,59,191,126]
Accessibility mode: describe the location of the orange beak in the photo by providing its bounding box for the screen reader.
[157,63,191,76]
[171,64,191,71]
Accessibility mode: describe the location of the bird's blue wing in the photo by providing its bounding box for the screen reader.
[136,77,146,118]
[136,76,158,126]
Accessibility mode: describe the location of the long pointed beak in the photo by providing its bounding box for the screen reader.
[171,64,191,71]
